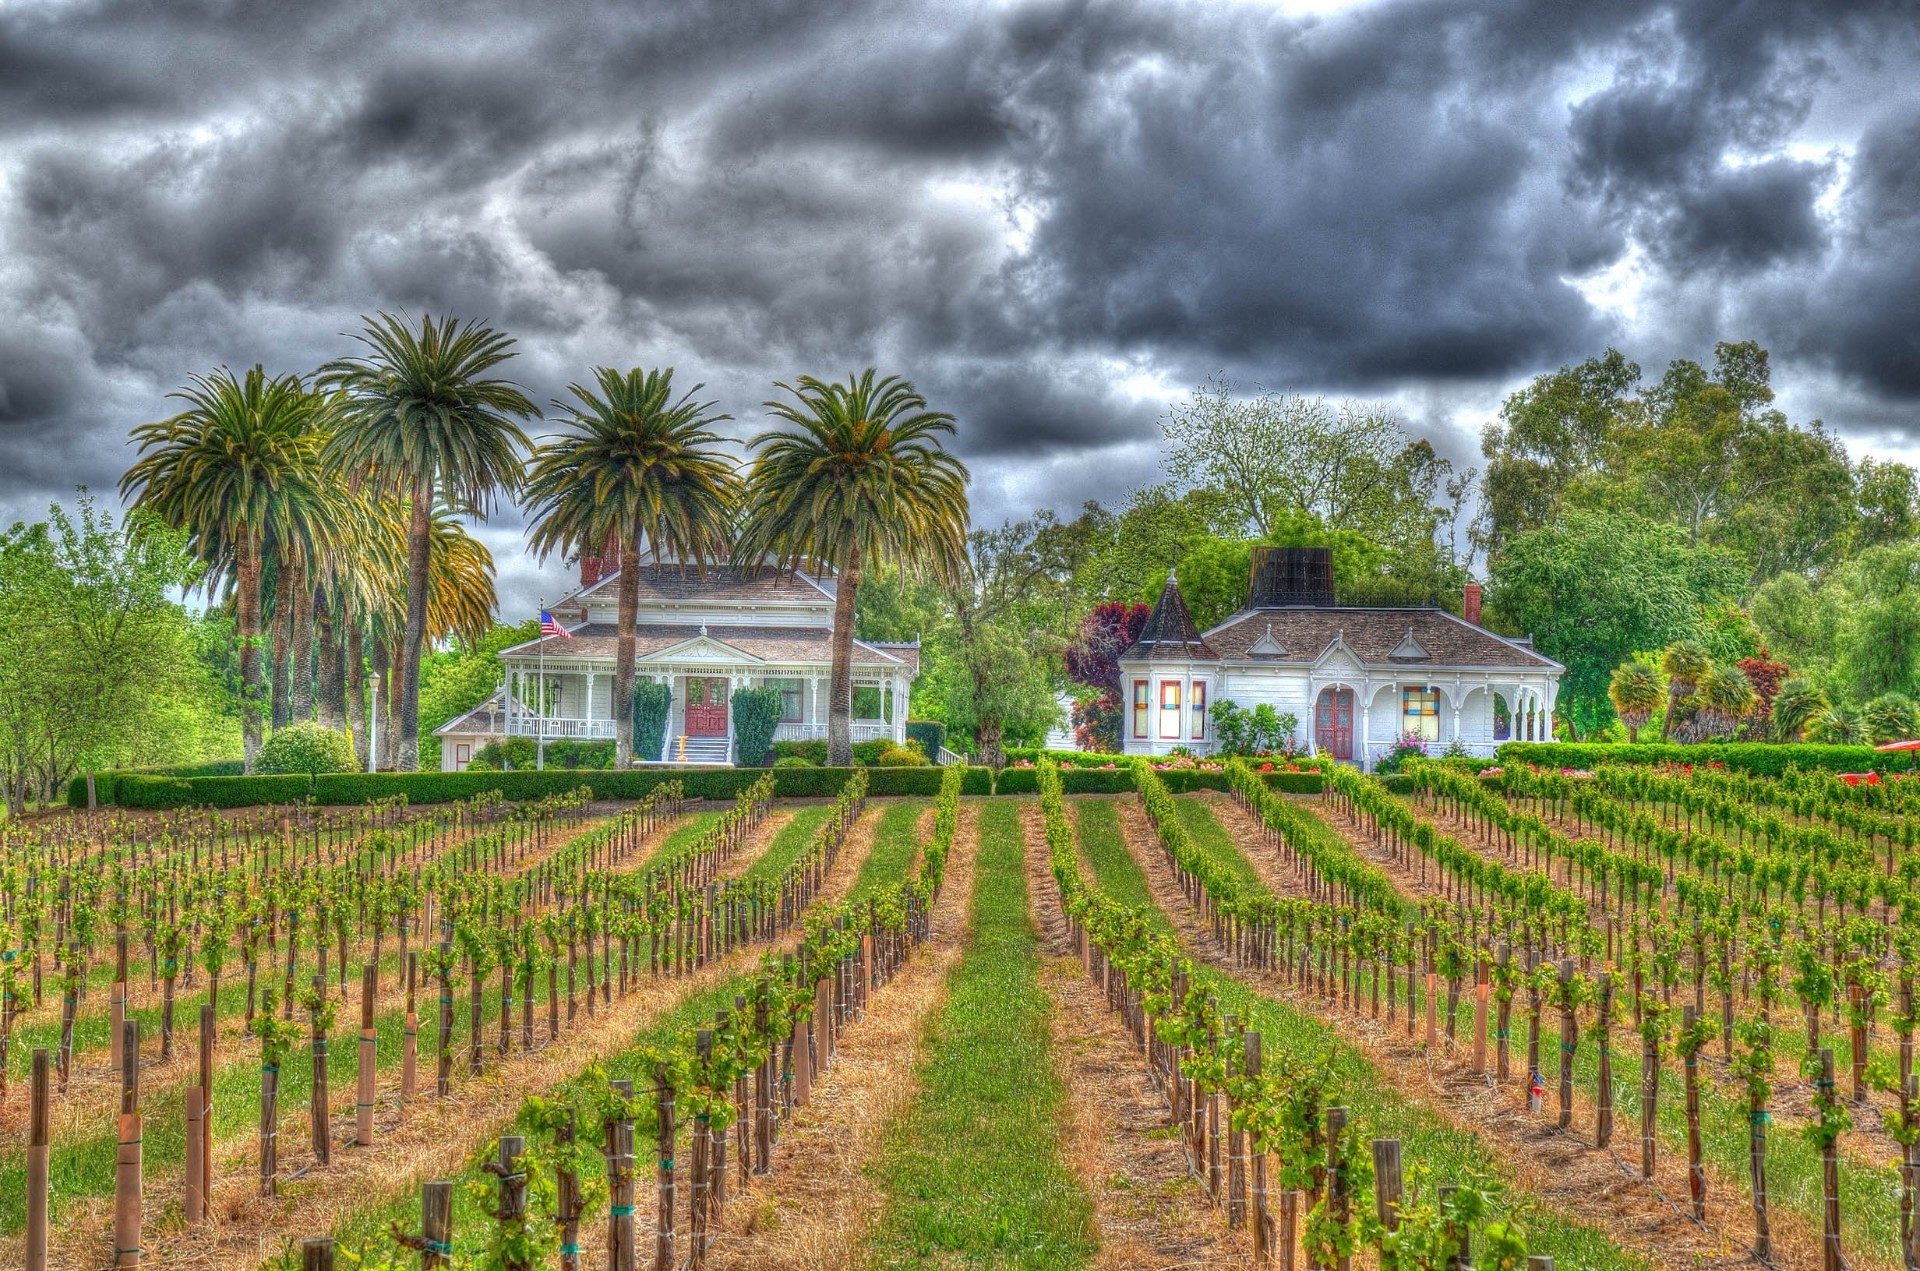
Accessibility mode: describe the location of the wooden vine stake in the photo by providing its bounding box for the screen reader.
[358,963,378,1146]
[1905,1072,1920,1271]
[1247,1032,1273,1267]
[1815,1049,1844,1271]
[1595,972,1613,1148]
[25,1049,49,1271]
[1373,1139,1403,1265]
[606,1077,637,1271]
[198,1003,215,1213]
[114,1019,141,1269]
[1326,1107,1352,1271]
[1473,957,1489,1074]
[488,1136,531,1271]
[1681,1006,1707,1220]
[184,1085,205,1224]
[419,1179,454,1269]
[402,952,418,1102]
[655,1065,675,1271]
[303,1238,334,1271]
[1556,960,1576,1131]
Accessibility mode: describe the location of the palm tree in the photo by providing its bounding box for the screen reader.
[122,367,333,770]
[524,368,741,767]
[1863,693,1920,746]
[1695,663,1758,739]
[1770,678,1829,743]
[1659,640,1711,742]
[1813,703,1863,745]
[1607,659,1662,743]
[319,314,535,771]
[735,371,970,766]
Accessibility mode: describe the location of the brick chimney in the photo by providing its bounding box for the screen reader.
[1463,582,1483,626]
[578,532,620,590]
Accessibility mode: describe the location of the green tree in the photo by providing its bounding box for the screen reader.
[1770,678,1829,743]
[922,522,1063,768]
[523,367,741,767]
[1486,511,1741,737]
[735,370,970,766]
[320,314,535,772]
[122,366,333,769]
[1477,348,1639,554]
[257,722,356,775]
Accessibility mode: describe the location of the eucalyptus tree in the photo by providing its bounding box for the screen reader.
[319,314,535,770]
[523,367,741,767]
[122,366,333,769]
[735,371,970,766]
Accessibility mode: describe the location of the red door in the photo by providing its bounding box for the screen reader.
[685,677,729,736]
[1315,687,1354,760]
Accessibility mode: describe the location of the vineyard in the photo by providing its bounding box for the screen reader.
[6,757,1920,1268]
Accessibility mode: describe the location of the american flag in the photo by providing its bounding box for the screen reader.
[540,610,573,638]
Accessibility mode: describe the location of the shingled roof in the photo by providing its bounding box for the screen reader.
[1124,575,1219,660]
[1202,607,1559,670]
[505,624,917,669]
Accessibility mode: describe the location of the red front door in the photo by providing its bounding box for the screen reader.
[1315,687,1354,761]
[685,677,729,736]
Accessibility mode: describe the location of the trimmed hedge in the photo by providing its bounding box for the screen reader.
[118,773,315,809]
[959,765,994,796]
[68,758,247,808]
[995,767,1040,795]
[865,767,948,797]
[1060,767,1138,794]
[1265,770,1325,793]
[1494,741,1920,778]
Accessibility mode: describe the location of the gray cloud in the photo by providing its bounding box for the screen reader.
[1,0,1917,617]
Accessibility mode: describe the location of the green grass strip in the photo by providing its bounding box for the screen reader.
[1072,798,1651,1271]
[739,804,833,883]
[863,799,1096,1269]
[847,799,928,903]
[1171,795,1273,897]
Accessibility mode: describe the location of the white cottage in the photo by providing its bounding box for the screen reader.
[436,553,918,770]
[1117,546,1561,769]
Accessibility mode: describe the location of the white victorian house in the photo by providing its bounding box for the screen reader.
[1118,547,1561,769]
[436,555,918,770]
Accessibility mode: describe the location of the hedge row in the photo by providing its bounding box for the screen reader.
[1493,741,1920,778]
[89,761,1323,808]
[67,758,247,807]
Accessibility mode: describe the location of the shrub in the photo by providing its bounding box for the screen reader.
[772,739,829,765]
[905,720,947,758]
[632,681,672,763]
[1371,733,1429,775]
[875,742,928,767]
[774,756,814,768]
[1263,770,1325,793]
[851,739,891,766]
[960,765,994,795]
[1154,769,1231,793]
[467,737,538,771]
[729,685,783,767]
[120,773,314,809]
[69,759,245,807]
[768,767,854,798]
[257,724,357,777]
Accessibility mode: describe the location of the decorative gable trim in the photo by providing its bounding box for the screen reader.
[1246,623,1289,658]
[634,634,767,666]
[1388,627,1431,661]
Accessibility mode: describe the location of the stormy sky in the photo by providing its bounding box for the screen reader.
[2,0,1917,617]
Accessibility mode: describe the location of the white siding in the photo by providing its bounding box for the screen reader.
[582,600,832,629]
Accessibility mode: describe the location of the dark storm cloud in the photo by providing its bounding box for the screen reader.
[1,0,1918,606]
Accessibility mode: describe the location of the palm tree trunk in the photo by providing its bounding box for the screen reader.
[827,545,861,768]
[370,638,392,770]
[397,482,433,771]
[316,598,345,732]
[346,621,369,770]
[290,560,315,723]
[385,639,403,770]
[236,532,266,772]
[271,574,293,731]
[614,538,640,768]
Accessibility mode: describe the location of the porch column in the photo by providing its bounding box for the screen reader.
[1452,681,1463,745]
[811,678,821,733]
[1359,683,1371,769]
[1305,682,1316,754]
[586,669,598,732]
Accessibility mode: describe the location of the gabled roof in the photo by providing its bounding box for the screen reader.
[501,624,920,672]
[434,689,508,737]
[1123,574,1219,661]
[574,564,836,606]
[1202,606,1561,671]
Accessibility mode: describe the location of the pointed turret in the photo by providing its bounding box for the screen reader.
[1125,572,1219,660]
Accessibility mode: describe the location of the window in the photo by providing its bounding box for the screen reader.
[773,679,804,723]
[1191,681,1207,739]
[1493,693,1511,741]
[1159,681,1182,739]
[1132,680,1150,738]
[1403,687,1440,741]
[455,743,471,767]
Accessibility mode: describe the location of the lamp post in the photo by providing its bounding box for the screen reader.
[369,673,379,772]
